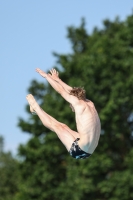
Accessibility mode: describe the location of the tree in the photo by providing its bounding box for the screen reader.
[0,136,20,200]
[17,15,133,200]
[0,136,4,152]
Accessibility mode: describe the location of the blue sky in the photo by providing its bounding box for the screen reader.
[0,0,133,155]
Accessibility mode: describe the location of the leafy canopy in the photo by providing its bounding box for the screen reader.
[17,15,133,200]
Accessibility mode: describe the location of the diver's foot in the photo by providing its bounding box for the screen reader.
[26,94,39,114]
[30,106,37,115]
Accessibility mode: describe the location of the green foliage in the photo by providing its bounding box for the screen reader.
[0,136,20,200]
[16,15,133,200]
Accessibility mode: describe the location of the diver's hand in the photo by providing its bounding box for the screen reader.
[36,68,48,78]
[49,68,59,81]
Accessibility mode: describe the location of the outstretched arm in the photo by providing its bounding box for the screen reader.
[49,68,72,93]
[36,68,69,94]
[36,68,79,105]
[36,68,72,93]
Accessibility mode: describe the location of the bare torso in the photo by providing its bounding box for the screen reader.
[73,100,101,154]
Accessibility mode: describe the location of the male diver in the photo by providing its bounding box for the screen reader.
[26,68,101,159]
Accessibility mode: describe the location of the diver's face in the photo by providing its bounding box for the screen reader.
[69,104,75,112]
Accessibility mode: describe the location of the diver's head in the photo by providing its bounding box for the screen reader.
[69,87,86,112]
[69,87,86,100]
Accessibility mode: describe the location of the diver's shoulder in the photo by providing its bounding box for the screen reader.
[85,100,96,110]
